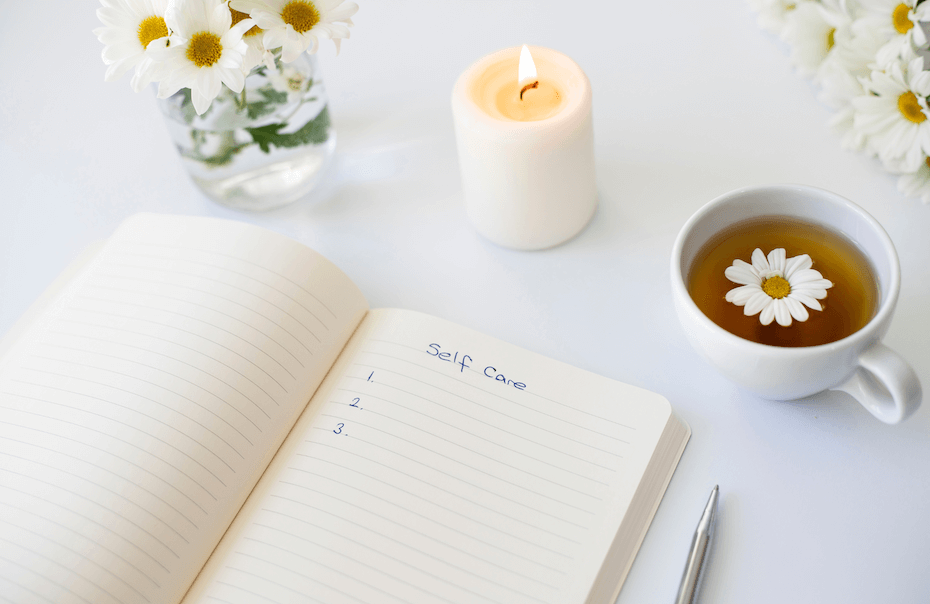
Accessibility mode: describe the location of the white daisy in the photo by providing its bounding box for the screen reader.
[230,6,270,73]
[94,0,171,92]
[151,0,255,115]
[725,248,833,327]
[894,156,930,202]
[782,0,853,78]
[268,62,313,102]
[854,0,930,67]
[230,0,358,63]
[748,0,798,36]
[852,56,930,171]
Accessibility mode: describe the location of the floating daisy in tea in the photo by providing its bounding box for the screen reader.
[724,248,833,327]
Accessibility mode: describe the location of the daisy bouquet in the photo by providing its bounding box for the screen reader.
[94,0,356,178]
[95,0,357,114]
[749,0,930,202]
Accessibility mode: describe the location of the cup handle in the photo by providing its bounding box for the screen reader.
[830,343,922,424]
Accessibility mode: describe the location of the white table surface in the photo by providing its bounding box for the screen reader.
[2,1,929,603]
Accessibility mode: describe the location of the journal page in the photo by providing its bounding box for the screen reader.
[0,214,368,604]
[185,308,674,604]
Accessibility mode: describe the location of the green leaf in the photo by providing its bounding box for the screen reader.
[243,86,292,119]
[245,106,331,153]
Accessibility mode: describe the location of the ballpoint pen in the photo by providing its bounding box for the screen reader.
[674,485,719,604]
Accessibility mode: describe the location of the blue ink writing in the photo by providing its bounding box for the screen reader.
[350,397,361,408]
[367,371,373,382]
[427,343,471,373]
[333,422,345,435]
[483,366,527,390]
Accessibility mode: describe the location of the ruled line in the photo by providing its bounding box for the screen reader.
[367,339,637,430]
[0,517,152,602]
[14,374,251,454]
[345,376,624,460]
[85,284,307,366]
[257,510,551,603]
[0,425,212,511]
[25,361,262,438]
[95,271,323,345]
[300,443,578,541]
[332,395,609,486]
[213,581,288,604]
[242,533,464,604]
[54,323,285,399]
[353,362,630,445]
[72,302,297,381]
[0,535,122,604]
[235,550,416,604]
[294,454,578,549]
[317,415,594,515]
[2,394,234,478]
[89,277,315,356]
[0,484,171,574]
[1,451,193,542]
[286,464,572,562]
[223,566,367,604]
[40,344,272,421]
[2,399,228,491]
[276,481,566,580]
[339,387,615,472]
[125,244,339,320]
[0,501,160,588]
[0,569,60,604]
[102,261,329,338]
[322,407,602,502]
[306,433,587,530]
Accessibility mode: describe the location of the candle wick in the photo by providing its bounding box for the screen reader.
[520,80,539,100]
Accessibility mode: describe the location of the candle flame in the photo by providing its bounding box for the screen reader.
[518,44,537,84]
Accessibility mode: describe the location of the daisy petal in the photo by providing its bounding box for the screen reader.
[774,299,792,326]
[751,248,770,273]
[760,301,777,325]
[745,291,773,316]
[784,297,810,322]
[793,278,834,290]
[725,263,761,285]
[790,291,823,310]
[790,269,829,284]
[767,248,787,274]
[726,284,761,305]
[784,254,812,279]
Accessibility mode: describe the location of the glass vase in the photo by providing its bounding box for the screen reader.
[157,53,335,211]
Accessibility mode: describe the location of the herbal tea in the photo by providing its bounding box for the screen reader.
[687,216,879,347]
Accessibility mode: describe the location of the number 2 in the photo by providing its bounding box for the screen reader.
[350,398,360,408]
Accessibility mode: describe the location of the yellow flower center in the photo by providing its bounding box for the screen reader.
[925,156,930,169]
[893,3,914,34]
[230,8,262,38]
[761,275,791,299]
[827,28,836,50]
[186,32,223,68]
[137,15,169,49]
[898,91,926,123]
[281,1,321,33]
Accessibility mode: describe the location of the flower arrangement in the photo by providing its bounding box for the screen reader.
[95,0,358,114]
[749,0,930,202]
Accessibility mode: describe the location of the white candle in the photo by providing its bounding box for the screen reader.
[451,45,596,250]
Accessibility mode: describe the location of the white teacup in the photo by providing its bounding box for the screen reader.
[670,184,921,424]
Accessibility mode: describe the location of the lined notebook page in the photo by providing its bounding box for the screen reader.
[186,308,673,604]
[0,215,368,604]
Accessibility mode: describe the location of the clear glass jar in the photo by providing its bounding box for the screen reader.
[157,53,336,211]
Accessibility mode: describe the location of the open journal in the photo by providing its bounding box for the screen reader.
[0,214,690,604]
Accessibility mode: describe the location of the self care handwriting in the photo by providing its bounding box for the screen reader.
[426,343,526,390]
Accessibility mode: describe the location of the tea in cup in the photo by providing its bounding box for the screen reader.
[670,184,921,424]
